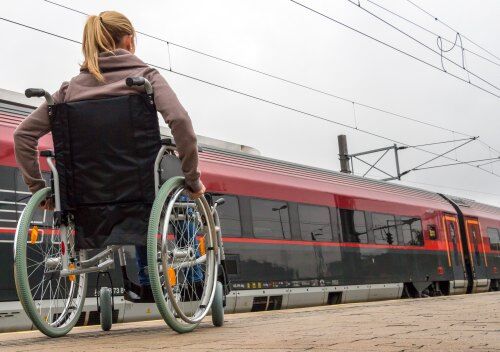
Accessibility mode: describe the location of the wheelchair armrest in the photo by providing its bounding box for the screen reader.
[160,138,203,152]
[40,150,55,157]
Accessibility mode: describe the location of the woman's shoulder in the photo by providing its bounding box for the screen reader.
[53,81,70,104]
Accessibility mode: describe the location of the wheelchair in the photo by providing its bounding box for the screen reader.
[14,78,226,337]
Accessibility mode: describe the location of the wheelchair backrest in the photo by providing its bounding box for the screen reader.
[51,94,161,248]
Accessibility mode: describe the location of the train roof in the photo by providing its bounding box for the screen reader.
[198,144,456,212]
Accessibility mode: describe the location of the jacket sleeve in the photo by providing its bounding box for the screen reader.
[13,82,68,193]
[145,69,202,192]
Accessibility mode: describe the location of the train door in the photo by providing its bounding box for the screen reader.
[464,218,489,292]
[443,215,467,294]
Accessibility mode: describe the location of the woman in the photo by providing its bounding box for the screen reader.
[13,11,205,298]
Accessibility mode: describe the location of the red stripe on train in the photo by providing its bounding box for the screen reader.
[2,228,499,254]
[219,237,447,251]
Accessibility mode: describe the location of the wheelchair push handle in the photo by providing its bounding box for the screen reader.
[126,77,153,95]
[126,77,145,87]
[25,88,55,105]
[25,88,46,98]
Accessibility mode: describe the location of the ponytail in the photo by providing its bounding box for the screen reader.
[81,11,136,82]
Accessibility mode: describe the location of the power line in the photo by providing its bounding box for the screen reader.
[1,15,499,181]
[401,136,475,149]
[347,170,500,198]
[0,17,81,44]
[412,157,500,172]
[477,139,500,157]
[476,159,500,168]
[118,67,500,179]
[407,130,476,171]
[346,0,499,90]
[363,0,500,68]
[348,169,500,198]
[289,0,500,99]
[0,16,392,141]
[405,0,500,62]
[39,0,500,157]
[399,179,500,198]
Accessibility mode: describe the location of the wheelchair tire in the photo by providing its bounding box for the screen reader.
[147,176,219,333]
[99,287,113,331]
[211,281,224,327]
[14,188,88,338]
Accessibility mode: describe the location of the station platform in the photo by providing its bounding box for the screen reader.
[0,292,498,351]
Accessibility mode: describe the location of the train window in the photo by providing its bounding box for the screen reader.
[216,195,242,237]
[487,228,500,251]
[372,213,398,245]
[298,204,333,242]
[400,217,424,246]
[251,198,291,239]
[339,209,367,243]
[0,167,17,229]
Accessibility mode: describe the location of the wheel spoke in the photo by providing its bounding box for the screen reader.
[15,190,87,335]
[155,186,217,326]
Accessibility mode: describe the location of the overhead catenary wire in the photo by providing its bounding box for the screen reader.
[346,0,500,91]
[45,0,497,200]
[105,58,500,179]
[289,0,500,99]
[401,137,476,149]
[362,0,500,68]
[1,15,499,181]
[407,136,476,171]
[346,170,500,198]
[399,179,500,198]
[39,0,500,157]
[405,0,500,62]
[411,157,500,172]
[476,159,500,168]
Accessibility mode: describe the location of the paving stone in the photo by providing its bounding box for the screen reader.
[0,292,498,351]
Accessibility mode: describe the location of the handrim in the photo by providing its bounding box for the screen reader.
[147,177,219,333]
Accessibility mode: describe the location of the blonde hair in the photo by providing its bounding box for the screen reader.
[81,11,136,82]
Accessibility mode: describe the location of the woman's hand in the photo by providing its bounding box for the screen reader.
[188,182,206,199]
[39,197,55,211]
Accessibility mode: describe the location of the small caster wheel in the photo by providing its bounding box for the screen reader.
[99,287,113,331]
[211,281,224,327]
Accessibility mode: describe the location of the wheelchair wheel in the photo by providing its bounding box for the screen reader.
[99,287,113,331]
[148,177,218,333]
[211,281,224,327]
[14,188,88,338]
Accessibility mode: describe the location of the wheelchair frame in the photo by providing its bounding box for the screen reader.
[15,78,227,336]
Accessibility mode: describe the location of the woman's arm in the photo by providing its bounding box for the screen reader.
[145,69,202,193]
[13,83,68,193]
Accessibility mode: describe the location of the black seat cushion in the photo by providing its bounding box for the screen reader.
[51,94,161,249]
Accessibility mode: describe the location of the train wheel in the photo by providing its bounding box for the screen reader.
[99,287,113,331]
[148,177,218,333]
[211,281,224,327]
[14,188,87,338]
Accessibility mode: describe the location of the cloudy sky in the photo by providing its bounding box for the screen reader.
[2,0,500,205]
